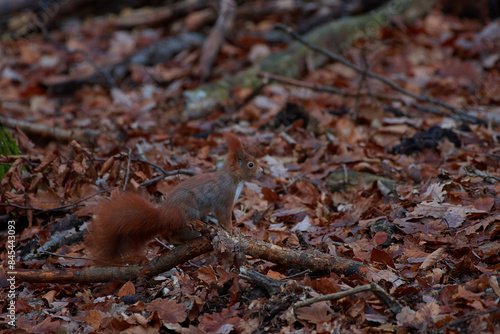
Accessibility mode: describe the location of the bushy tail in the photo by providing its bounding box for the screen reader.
[85,192,183,263]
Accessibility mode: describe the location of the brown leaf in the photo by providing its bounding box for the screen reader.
[414,302,440,324]
[99,156,116,175]
[147,299,187,324]
[197,266,217,284]
[489,276,500,298]
[420,247,444,271]
[198,305,240,332]
[84,309,102,331]
[31,317,62,333]
[295,301,332,324]
[118,281,136,297]
[15,126,32,152]
[370,248,395,268]
[452,285,483,301]
[373,231,389,246]
[28,189,61,210]
[473,196,494,212]
[34,150,58,172]
[396,306,417,328]
[42,290,56,304]
[262,187,280,203]
[2,158,25,191]
[267,269,285,280]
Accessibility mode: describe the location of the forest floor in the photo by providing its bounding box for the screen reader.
[0,1,499,333]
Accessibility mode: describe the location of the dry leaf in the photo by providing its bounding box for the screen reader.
[420,248,444,271]
[118,281,136,297]
[84,309,101,331]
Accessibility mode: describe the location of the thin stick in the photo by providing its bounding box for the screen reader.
[40,251,92,261]
[352,50,369,120]
[443,307,500,332]
[295,284,372,308]
[134,158,196,177]
[0,187,117,214]
[236,83,267,110]
[122,148,132,192]
[295,282,403,314]
[140,169,197,187]
[258,71,344,95]
[259,71,488,125]
[282,269,311,280]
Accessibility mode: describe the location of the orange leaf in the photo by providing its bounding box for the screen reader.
[118,281,136,297]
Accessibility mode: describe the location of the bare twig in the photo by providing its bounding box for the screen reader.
[40,251,90,261]
[236,83,267,111]
[134,158,196,177]
[282,269,311,280]
[140,168,197,187]
[122,148,132,192]
[295,284,372,308]
[259,71,488,125]
[352,50,369,120]
[274,24,488,126]
[280,131,297,145]
[410,102,486,125]
[463,165,500,184]
[0,187,116,214]
[441,307,500,333]
[295,282,403,314]
[258,71,344,95]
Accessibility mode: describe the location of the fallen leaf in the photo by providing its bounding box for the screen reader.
[420,247,444,271]
[295,301,332,324]
[118,281,136,297]
[84,309,101,331]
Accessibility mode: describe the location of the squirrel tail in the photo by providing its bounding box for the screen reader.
[85,192,184,263]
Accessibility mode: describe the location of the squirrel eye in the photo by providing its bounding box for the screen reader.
[248,162,254,168]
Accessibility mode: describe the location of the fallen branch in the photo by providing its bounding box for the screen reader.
[15,227,365,283]
[0,117,100,144]
[239,266,282,295]
[199,0,237,81]
[14,235,214,283]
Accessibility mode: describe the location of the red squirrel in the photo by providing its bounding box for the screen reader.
[86,133,262,263]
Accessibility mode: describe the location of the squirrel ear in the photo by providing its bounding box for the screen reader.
[223,132,244,153]
[236,149,245,160]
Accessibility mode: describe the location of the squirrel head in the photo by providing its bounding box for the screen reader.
[222,132,262,181]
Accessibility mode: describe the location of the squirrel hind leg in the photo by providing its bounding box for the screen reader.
[169,225,201,245]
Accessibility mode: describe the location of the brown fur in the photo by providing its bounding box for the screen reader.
[85,133,261,263]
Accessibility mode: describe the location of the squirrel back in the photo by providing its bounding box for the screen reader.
[85,133,261,263]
